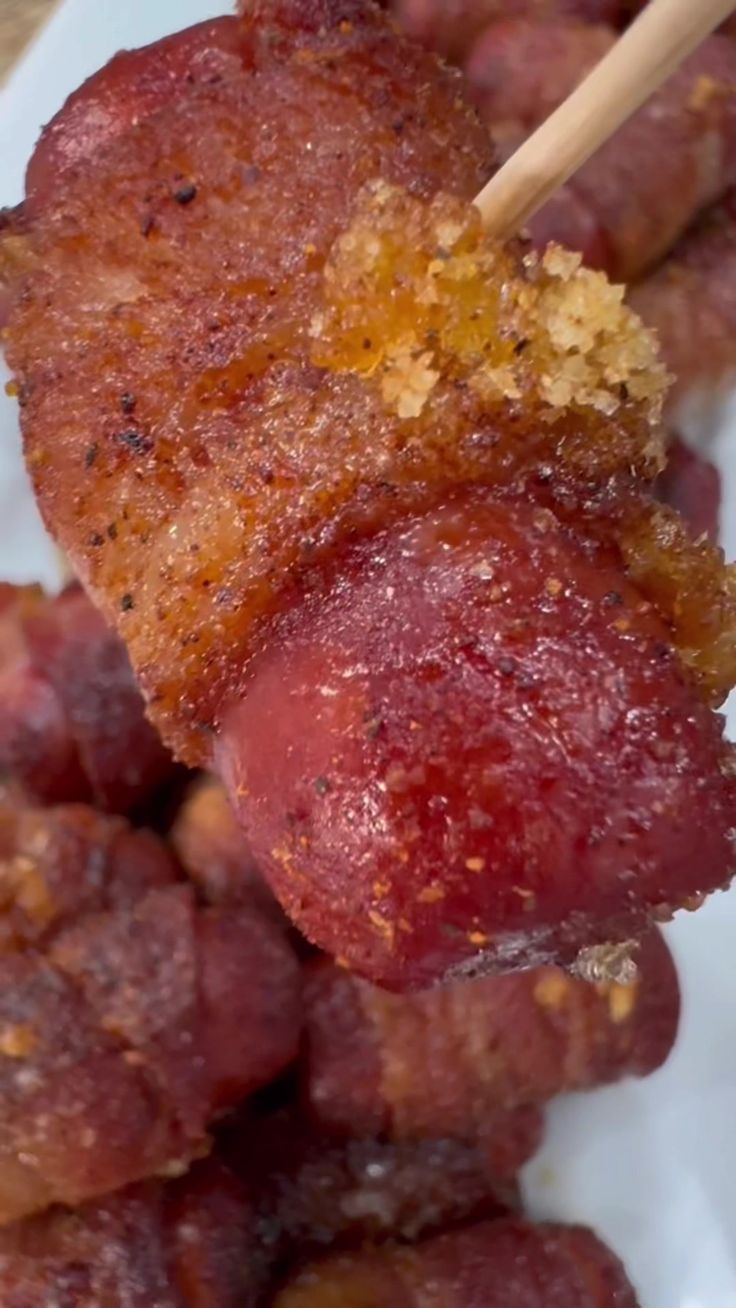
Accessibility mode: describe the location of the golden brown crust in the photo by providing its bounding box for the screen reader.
[3,4,493,764]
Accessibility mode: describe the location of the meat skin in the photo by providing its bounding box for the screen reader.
[220,494,733,987]
[25,18,248,219]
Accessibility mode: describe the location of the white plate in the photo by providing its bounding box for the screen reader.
[1,6,735,1302]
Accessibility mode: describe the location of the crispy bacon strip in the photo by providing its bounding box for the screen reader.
[0,5,493,766]
[0,883,300,1224]
[0,1159,259,1307]
[0,801,177,953]
[274,1217,641,1307]
[302,932,679,1137]
[0,583,172,811]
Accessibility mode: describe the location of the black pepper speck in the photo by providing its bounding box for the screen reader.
[115,430,153,456]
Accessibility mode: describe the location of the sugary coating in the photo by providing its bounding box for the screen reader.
[0,885,300,1223]
[0,1159,259,1307]
[171,775,283,923]
[629,191,736,405]
[312,183,665,434]
[274,1217,641,1307]
[221,493,733,987]
[301,932,679,1134]
[231,1109,533,1274]
[0,583,172,811]
[0,802,177,953]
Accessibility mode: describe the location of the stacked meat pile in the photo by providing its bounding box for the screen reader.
[0,590,679,1301]
[0,0,733,1300]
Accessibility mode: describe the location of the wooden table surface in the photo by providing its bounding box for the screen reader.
[0,0,56,82]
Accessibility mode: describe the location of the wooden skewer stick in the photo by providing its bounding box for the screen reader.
[474,0,736,239]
